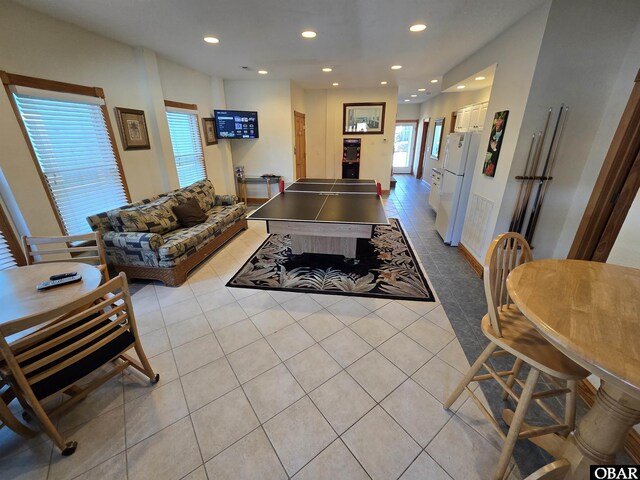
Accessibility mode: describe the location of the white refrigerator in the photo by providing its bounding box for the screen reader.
[435,132,481,245]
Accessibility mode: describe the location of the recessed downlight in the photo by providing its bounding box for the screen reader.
[301,30,317,38]
[410,24,427,32]
[258,70,268,75]
[410,94,417,97]
[430,79,438,83]
[391,65,402,70]
[404,99,411,102]
[475,76,486,81]
[322,67,332,72]
[457,85,466,89]
[380,81,388,85]
[332,82,339,86]
[203,36,219,44]
[418,88,426,92]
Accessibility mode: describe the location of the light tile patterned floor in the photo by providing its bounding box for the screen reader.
[0,177,524,480]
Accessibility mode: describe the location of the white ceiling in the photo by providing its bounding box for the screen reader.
[15,0,544,103]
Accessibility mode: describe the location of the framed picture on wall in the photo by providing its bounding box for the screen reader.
[114,107,150,150]
[482,110,509,177]
[430,117,445,159]
[202,117,218,145]
[343,102,386,134]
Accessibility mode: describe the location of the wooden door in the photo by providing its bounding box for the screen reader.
[294,112,306,179]
[416,120,429,179]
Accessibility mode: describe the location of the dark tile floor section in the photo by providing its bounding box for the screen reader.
[386,174,554,476]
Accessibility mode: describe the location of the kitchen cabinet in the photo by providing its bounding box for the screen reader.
[455,102,488,132]
[429,168,442,211]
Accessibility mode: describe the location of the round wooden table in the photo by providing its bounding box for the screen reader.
[507,259,640,479]
[0,262,102,327]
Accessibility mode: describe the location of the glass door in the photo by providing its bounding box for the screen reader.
[393,122,416,174]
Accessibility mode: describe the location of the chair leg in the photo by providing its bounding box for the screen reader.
[132,342,159,384]
[502,358,523,400]
[564,379,577,432]
[494,367,540,480]
[0,398,35,438]
[444,343,497,410]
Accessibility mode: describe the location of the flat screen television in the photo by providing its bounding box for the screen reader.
[214,110,259,139]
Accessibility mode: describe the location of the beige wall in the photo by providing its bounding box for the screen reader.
[396,104,420,120]
[305,87,398,189]
[0,0,234,239]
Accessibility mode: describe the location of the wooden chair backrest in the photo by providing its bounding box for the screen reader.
[483,232,533,337]
[23,232,108,280]
[0,273,136,400]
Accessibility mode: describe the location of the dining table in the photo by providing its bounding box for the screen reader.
[507,259,640,480]
[0,262,103,438]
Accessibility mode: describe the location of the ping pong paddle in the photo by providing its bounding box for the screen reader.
[376,182,382,196]
[279,179,285,193]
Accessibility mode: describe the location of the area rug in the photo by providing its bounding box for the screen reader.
[226,218,435,302]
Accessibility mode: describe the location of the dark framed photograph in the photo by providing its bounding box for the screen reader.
[343,102,386,135]
[430,117,445,159]
[202,117,218,145]
[483,110,509,177]
[114,107,150,150]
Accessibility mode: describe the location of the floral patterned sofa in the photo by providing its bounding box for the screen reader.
[87,179,247,286]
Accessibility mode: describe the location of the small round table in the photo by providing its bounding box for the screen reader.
[0,262,102,326]
[507,259,640,479]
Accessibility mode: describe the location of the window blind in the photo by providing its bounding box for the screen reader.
[0,229,18,270]
[166,110,206,188]
[13,93,128,235]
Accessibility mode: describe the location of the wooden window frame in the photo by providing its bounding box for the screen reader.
[164,99,208,184]
[0,71,131,236]
[0,202,26,267]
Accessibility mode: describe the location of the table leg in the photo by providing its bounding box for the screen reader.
[559,382,640,479]
[267,179,271,199]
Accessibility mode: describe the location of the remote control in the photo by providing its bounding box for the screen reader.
[37,274,82,291]
[50,272,77,281]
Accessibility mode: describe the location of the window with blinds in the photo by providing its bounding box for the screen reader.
[166,109,206,188]
[0,205,23,271]
[12,88,129,235]
[0,230,18,270]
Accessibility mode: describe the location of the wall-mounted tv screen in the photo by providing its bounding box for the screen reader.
[214,110,259,139]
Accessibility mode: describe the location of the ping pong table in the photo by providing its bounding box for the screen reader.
[247,178,388,258]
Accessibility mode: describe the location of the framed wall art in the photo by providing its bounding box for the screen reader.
[114,107,150,150]
[482,110,509,177]
[202,117,218,145]
[343,102,386,134]
[430,117,445,159]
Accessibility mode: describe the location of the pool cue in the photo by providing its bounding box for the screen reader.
[509,134,537,232]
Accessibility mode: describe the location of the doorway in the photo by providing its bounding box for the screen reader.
[415,120,430,180]
[294,111,306,179]
[393,120,418,174]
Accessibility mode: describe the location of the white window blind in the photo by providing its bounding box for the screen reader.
[166,110,206,188]
[0,229,18,270]
[13,92,128,235]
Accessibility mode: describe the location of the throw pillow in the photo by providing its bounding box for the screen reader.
[172,197,208,228]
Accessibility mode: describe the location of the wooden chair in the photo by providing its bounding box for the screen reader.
[0,379,35,439]
[444,232,589,480]
[0,272,158,455]
[23,232,109,281]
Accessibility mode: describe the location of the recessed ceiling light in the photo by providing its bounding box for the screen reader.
[475,76,486,81]
[332,82,339,86]
[322,67,332,72]
[418,88,426,92]
[301,30,317,38]
[430,79,438,83]
[457,85,466,89]
[404,99,411,102]
[203,36,219,44]
[411,94,417,97]
[391,65,402,70]
[410,24,427,32]
[258,70,268,75]
[380,81,388,85]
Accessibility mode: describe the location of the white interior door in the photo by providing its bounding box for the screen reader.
[393,122,416,174]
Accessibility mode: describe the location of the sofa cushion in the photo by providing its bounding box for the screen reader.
[108,197,179,234]
[179,179,216,212]
[172,197,207,228]
[158,219,225,262]
[206,203,247,226]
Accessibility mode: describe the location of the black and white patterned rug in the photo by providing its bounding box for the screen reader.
[226,218,435,302]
